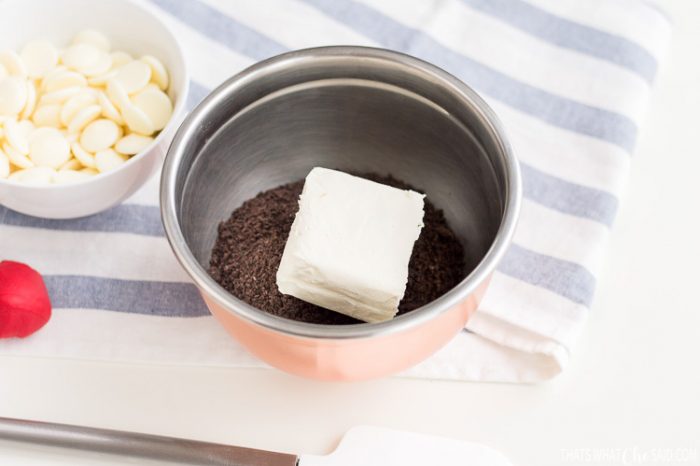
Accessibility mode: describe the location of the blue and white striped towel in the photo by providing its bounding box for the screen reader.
[0,0,671,382]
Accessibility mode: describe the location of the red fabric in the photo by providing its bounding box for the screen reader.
[0,261,52,338]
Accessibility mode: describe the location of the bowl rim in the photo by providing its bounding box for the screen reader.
[161,46,521,340]
[0,0,189,190]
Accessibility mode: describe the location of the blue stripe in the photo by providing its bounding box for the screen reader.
[44,275,209,317]
[0,204,164,236]
[0,157,616,233]
[151,0,638,153]
[41,249,593,314]
[460,0,658,83]
[521,163,617,226]
[2,203,599,308]
[149,0,286,60]
[40,246,595,313]
[299,0,638,153]
[498,244,596,306]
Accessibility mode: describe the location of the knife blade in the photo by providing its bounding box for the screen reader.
[0,416,297,465]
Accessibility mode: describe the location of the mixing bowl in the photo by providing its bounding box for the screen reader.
[0,0,188,218]
[161,46,520,381]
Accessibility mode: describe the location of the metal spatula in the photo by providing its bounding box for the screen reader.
[0,417,513,465]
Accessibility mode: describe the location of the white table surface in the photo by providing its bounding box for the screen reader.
[1,1,699,465]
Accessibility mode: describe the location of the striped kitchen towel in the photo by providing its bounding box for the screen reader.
[0,0,671,382]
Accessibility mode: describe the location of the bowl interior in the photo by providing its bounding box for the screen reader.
[177,53,509,296]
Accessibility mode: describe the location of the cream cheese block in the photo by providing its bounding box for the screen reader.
[276,167,425,323]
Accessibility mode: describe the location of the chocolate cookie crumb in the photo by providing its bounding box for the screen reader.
[208,174,466,325]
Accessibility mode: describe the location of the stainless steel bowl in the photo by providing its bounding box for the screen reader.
[161,46,520,380]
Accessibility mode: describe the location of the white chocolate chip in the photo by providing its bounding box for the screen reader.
[80,52,112,77]
[60,90,97,127]
[140,55,169,90]
[67,104,101,133]
[4,141,34,169]
[17,119,35,134]
[72,29,111,53]
[97,90,123,125]
[62,130,79,144]
[95,148,127,172]
[80,167,99,175]
[113,60,151,94]
[39,85,83,105]
[0,76,28,116]
[62,43,101,71]
[110,51,132,69]
[70,141,96,168]
[106,78,130,110]
[87,69,117,87]
[32,104,62,127]
[20,40,59,78]
[114,133,153,155]
[0,50,27,77]
[132,87,172,131]
[121,103,154,135]
[29,126,71,168]
[20,80,37,120]
[4,119,31,155]
[40,65,67,90]
[59,157,82,171]
[80,118,121,153]
[43,70,87,92]
[142,83,161,93]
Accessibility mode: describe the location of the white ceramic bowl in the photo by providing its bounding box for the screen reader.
[0,0,188,218]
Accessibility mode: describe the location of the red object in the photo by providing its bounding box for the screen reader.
[0,261,52,338]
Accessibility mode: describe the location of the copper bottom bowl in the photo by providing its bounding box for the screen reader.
[161,47,520,381]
